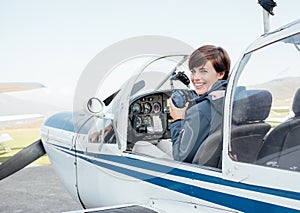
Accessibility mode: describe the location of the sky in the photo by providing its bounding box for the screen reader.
[0,0,299,112]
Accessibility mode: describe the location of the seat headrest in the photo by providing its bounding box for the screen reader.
[292,88,300,116]
[233,89,272,125]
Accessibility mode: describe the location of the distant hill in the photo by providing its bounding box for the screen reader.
[0,117,44,129]
[249,77,300,107]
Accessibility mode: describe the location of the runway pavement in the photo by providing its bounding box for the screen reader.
[0,165,83,213]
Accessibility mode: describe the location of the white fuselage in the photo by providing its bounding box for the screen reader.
[41,113,300,212]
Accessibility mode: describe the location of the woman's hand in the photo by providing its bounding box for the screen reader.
[167,98,189,121]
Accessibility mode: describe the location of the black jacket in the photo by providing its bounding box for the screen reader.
[170,80,227,163]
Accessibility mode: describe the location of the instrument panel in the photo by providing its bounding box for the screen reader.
[128,92,171,142]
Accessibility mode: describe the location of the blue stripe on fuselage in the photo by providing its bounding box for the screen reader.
[49,143,300,212]
[77,153,298,212]
[83,150,300,202]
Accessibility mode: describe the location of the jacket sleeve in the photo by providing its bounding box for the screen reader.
[170,104,210,162]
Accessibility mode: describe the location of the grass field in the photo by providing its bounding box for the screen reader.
[0,119,283,166]
[0,127,50,165]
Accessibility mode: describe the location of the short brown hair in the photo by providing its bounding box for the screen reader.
[189,45,231,80]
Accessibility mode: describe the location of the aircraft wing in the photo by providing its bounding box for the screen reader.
[0,82,45,93]
[63,204,158,213]
[0,114,43,122]
[0,82,45,121]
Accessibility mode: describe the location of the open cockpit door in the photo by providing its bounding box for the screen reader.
[76,54,191,154]
[74,53,193,207]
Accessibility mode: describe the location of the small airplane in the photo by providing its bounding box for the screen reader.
[0,82,44,152]
[1,3,300,213]
[0,133,13,152]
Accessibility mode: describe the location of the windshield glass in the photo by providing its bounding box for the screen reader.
[96,55,190,102]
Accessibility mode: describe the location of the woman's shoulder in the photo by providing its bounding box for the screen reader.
[189,98,211,112]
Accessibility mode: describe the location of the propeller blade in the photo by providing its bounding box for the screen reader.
[0,139,46,180]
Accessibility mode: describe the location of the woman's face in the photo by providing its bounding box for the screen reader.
[191,60,225,95]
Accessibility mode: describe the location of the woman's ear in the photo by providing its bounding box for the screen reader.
[217,71,225,80]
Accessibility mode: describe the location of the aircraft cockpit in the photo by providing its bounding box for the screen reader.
[84,30,300,177]
[85,54,194,154]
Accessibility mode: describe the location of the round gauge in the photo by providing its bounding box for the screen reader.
[143,102,152,114]
[153,102,161,113]
[135,116,142,128]
[132,103,141,114]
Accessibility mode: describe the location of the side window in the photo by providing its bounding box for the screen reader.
[88,117,115,144]
[230,33,300,172]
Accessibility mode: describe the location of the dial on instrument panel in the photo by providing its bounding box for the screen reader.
[153,102,161,113]
[132,103,141,113]
[135,116,142,128]
[143,102,152,114]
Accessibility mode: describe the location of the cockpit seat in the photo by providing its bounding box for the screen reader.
[256,88,300,171]
[192,89,272,168]
[132,140,173,160]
